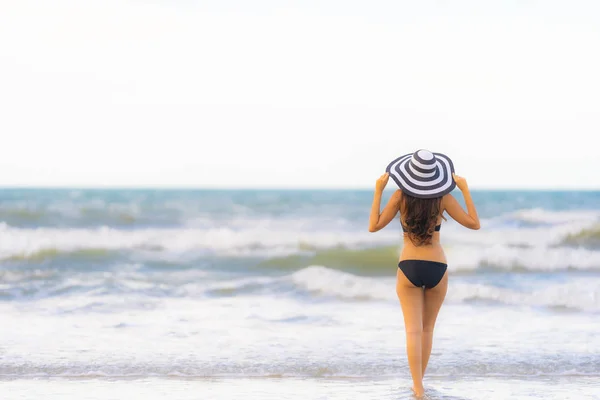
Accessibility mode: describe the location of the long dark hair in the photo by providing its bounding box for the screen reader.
[401,193,442,246]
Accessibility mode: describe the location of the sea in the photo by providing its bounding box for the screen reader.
[0,188,599,399]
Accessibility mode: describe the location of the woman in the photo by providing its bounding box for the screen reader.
[368,149,480,397]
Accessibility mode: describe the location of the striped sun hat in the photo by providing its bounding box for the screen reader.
[385,149,456,199]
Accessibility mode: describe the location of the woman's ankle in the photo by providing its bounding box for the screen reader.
[412,385,425,397]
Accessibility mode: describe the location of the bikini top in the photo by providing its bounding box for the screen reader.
[401,223,442,233]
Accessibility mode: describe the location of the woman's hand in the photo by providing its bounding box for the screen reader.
[376,172,389,192]
[452,173,468,191]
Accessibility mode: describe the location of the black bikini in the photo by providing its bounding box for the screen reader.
[401,224,441,232]
[398,222,447,289]
[398,260,447,289]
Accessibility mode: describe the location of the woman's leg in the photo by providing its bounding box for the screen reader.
[396,268,425,396]
[421,271,448,378]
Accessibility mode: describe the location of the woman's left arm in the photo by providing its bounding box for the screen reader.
[368,173,401,232]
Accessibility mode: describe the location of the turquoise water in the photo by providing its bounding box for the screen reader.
[1,189,599,398]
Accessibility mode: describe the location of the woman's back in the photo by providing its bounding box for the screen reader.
[399,193,447,264]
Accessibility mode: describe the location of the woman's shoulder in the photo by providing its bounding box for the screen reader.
[441,193,456,205]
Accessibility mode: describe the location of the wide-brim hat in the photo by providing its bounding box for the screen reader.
[385,149,456,199]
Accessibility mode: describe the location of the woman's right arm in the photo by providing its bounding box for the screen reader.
[442,173,480,230]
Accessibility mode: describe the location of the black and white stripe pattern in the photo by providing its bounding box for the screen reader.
[385,149,456,199]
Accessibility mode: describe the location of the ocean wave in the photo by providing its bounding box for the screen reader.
[2,264,599,312]
[2,210,600,272]
[205,266,600,311]
[0,267,206,301]
[7,242,600,275]
[255,243,600,274]
[0,202,145,227]
[447,280,600,312]
[3,223,600,274]
[444,243,600,272]
[0,222,397,261]
[4,248,117,263]
[254,245,400,275]
[292,266,600,311]
[560,224,600,248]
[0,193,367,230]
[498,208,600,225]
[290,266,392,301]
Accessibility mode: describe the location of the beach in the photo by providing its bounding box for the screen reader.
[1,189,599,399]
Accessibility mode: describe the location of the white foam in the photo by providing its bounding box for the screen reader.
[441,216,594,248]
[448,279,600,312]
[446,244,600,272]
[289,266,600,311]
[508,208,600,225]
[0,222,398,260]
[2,207,600,272]
[291,266,394,301]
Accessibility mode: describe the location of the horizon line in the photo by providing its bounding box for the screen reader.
[1,185,599,192]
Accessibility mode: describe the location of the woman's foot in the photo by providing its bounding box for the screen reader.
[411,386,425,397]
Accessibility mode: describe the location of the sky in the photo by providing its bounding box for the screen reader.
[0,0,599,189]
